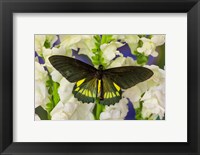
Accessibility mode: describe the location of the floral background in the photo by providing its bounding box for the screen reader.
[35,34,165,120]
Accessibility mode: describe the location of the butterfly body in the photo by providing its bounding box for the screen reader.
[49,55,153,105]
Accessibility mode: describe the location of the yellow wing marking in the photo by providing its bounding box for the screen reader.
[116,91,120,96]
[98,80,101,93]
[75,87,80,91]
[88,91,92,97]
[112,92,116,97]
[104,92,107,98]
[113,82,120,91]
[82,89,86,95]
[85,89,89,96]
[76,78,85,87]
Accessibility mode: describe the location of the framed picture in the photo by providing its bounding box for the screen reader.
[0,0,199,154]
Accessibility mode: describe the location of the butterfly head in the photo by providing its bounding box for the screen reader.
[98,65,104,71]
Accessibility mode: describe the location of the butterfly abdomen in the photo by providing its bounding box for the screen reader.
[96,79,104,100]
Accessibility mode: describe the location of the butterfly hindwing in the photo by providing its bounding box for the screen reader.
[49,55,97,82]
[72,77,97,103]
[99,75,122,105]
[104,66,153,89]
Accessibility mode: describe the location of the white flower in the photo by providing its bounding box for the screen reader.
[70,102,95,120]
[141,83,165,120]
[35,35,46,55]
[137,35,165,57]
[59,35,97,62]
[145,65,165,88]
[35,62,49,108]
[124,35,140,54]
[50,70,63,83]
[50,101,69,120]
[123,82,148,108]
[50,99,95,120]
[59,35,82,50]
[112,35,140,54]
[100,98,129,120]
[108,56,137,68]
[35,35,58,56]
[151,35,165,46]
[76,35,96,60]
[137,37,158,57]
[45,35,58,47]
[100,42,124,65]
[58,78,75,104]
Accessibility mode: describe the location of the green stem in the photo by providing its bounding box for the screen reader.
[94,98,104,120]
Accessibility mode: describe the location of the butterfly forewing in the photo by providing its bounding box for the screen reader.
[49,55,97,83]
[104,66,153,89]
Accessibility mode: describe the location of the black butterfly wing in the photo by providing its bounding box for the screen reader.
[100,75,122,105]
[72,77,98,103]
[49,55,97,83]
[49,55,99,103]
[103,66,153,89]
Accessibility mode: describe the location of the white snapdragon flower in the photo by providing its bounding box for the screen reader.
[59,35,82,50]
[108,56,137,68]
[151,35,165,46]
[141,83,165,120]
[70,102,95,120]
[46,35,58,47]
[35,35,46,55]
[35,61,50,108]
[145,65,165,88]
[112,35,140,54]
[76,35,96,60]
[137,37,158,57]
[100,98,129,120]
[100,42,124,65]
[123,82,148,108]
[59,35,96,61]
[50,101,69,120]
[58,78,75,104]
[50,99,95,120]
[137,35,165,57]
[124,35,140,54]
[35,35,58,56]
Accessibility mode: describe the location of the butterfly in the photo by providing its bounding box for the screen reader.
[49,55,153,105]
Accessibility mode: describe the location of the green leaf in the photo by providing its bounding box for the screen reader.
[138,40,143,47]
[101,35,114,44]
[135,101,146,120]
[155,44,165,69]
[45,74,60,117]
[94,35,101,43]
[136,53,148,65]
[46,102,53,113]
[35,106,48,120]
[52,82,60,105]
[44,40,51,48]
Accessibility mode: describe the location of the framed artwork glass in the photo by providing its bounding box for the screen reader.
[0,0,199,154]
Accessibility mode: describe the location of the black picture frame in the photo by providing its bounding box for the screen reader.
[0,0,200,154]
